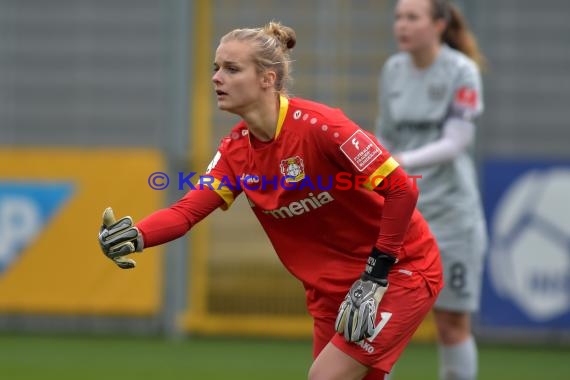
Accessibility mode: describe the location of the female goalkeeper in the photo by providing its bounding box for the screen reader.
[98,21,442,380]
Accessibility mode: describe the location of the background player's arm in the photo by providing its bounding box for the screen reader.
[397,117,475,169]
[397,60,483,169]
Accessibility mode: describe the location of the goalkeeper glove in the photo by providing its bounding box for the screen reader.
[335,248,396,342]
[98,207,143,269]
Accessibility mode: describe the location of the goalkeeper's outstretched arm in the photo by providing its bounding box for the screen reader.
[98,189,224,268]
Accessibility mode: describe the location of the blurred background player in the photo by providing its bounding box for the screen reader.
[375,1,487,379]
[98,21,442,380]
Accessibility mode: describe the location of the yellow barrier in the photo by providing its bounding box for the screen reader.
[0,149,165,316]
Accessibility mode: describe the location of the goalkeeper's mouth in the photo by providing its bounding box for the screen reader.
[216,90,228,97]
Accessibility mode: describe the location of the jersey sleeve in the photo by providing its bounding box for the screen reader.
[136,189,224,247]
[314,113,418,259]
[316,114,399,191]
[450,60,484,121]
[203,137,243,210]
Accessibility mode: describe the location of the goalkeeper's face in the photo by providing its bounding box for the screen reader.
[212,40,274,116]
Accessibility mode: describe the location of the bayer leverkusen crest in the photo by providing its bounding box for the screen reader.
[280,156,305,183]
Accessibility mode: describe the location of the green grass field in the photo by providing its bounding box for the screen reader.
[0,334,568,379]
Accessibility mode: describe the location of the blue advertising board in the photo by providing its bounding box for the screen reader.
[480,160,570,329]
[0,182,74,274]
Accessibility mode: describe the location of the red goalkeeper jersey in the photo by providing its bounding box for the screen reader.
[138,96,442,317]
[200,96,441,316]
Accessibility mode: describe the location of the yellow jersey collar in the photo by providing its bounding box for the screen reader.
[275,95,289,139]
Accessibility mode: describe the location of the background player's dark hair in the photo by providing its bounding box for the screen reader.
[431,0,486,69]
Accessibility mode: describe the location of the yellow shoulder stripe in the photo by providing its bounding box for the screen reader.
[363,157,400,191]
[211,178,235,210]
[274,95,289,139]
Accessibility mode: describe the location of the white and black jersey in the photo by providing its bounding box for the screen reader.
[376,45,487,311]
